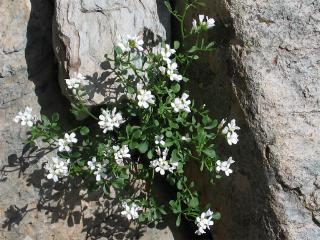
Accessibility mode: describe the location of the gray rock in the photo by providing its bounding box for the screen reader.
[176,0,320,239]
[0,1,187,239]
[53,0,170,106]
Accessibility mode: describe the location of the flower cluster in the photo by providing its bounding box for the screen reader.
[121,202,142,220]
[113,145,131,166]
[13,3,239,236]
[155,135,165,146]
[13,107,36,127]
[192,15,215,32]
[195,209,214,235]
[57,132,78,152]
[221,119,240,145]
[98,107,125,133]
[159,45,182,82]
[137,87,155,109]
[150,147,178,175]
[44,157,70,182]
[171,93,191,113]
[216,157,235,176]
[66,73,85,90]
[87,157,108,181]
[160,44,176,64]
[118,35,144,52]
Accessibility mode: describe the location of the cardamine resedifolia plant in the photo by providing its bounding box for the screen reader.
[13,1,240,235]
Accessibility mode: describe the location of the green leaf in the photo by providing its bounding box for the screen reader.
[188,46,198,53]
[80,126,90,136]
[71,152,81,158]
[165,131,173,138]
[170,149,180,162]
[138,142,148,153]
[202,115,212,125]
[132,129,142,139]
[171,83,180,93]
[203,149,216,158]
[213,212,221,220]
[52,113,59,122]
[158,206,167,215]
[127,86,135,94]
[111,178,125,189]
[182,76,189,82]
[41,115,50,126]
[164,141,174,147]
[189,197,199,208]
[176,214,181,226]
[114,46,123,55]
[174,41,180,50]
[147,150,154,160]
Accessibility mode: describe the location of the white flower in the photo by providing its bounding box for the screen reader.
[216,157,235,176]
[195,209,214,235]
[159,66,166,75]
[160,44,176,64]
[167,62,183,82]
[218,118,226,130]
[93,163,107,181]
[57,139,71,152]
[221,119,240,145]
[56,132,78,152]
[227,119,240,132]
[44,157,70,182]
[192,15,215,31]
[136,82,144,91]
[13,107,36,127]
[207,17,215,28]
[87,157,108,181]
[65,73,85,89]
[98,107,125,133]
[150,147,178,175]
[113,145,131,165]
[155,135,165,146]
[121,202,142,220]
[227,131,239,145]
[64,132,78,144]
[118,35,144,52]
[171,93,191,113]
[137,89,155,109]
[181,134,191,142]
[87,157,98,171]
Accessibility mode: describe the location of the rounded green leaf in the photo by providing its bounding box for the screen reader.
[138,142,149,153]
[80,126,90,136]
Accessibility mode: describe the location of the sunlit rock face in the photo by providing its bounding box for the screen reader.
[53,0,170,106]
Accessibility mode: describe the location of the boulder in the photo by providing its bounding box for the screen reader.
[53,0,171,106]
[175,0,320,239]
[0,1,189,239]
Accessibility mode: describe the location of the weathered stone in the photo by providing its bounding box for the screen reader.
[53,0,170,106]
[0,1,190,239]
[176,0,320,239]
[0,0,87,239]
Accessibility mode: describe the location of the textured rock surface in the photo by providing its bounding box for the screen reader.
[230,1,320,239]
[53,0,170,105]
[0,0,84,239]
[0,1,187,239]
[176,0,320,239]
